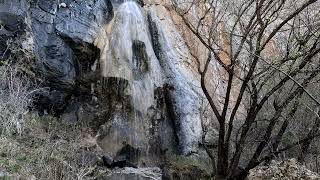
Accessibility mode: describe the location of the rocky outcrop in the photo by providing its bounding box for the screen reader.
[248,159,320,180]
[147,5,203,155]
[30,0,113,91]
[0,0,114,114]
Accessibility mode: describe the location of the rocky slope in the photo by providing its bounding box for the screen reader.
[248,159,320,180]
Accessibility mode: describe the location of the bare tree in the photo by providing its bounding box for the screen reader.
[173,0,320,179]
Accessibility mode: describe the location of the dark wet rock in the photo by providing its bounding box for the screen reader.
[147,13,161,62]
[64,39,100,77]
[102,153,114,168]
[33,90,69,115]
[132,40,149,79]
[101,77,130,99]
[30,6,55,24]
[117,144,141,163]
[37,0,58,14]
[113,155,138,168]
[29,0,112,92]
[60,100,83,124]
[0,0,113,112]
[35,35,76,91]
[136,0,145,7]
[0,0,28,58]
[148,87,179,156]
[102,153,138,169]
[55,0,113,43]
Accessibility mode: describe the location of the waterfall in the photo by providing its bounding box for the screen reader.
[96,0,204,160]
[96,1,164,164]
[100,1,162,114]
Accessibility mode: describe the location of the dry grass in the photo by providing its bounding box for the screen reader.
[0,114,106,180]
[0,65,106,179]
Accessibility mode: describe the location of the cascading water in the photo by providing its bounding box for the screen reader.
[96,1,164,165]
[100,1,163,115]
[94,0,205,166]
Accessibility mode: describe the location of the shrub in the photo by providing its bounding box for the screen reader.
[0,65,33,135]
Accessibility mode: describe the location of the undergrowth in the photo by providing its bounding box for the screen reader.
[0,114,107,180]
[0,64,106,179]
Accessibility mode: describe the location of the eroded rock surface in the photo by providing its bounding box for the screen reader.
[147,5,203,155]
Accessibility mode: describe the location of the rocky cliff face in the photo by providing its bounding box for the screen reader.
[0,0,214,178]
